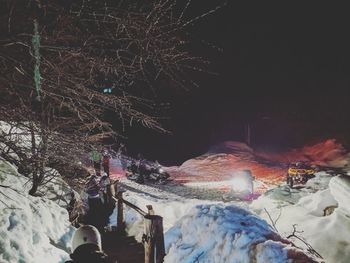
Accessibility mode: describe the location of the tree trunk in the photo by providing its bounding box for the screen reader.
[29,179,39,196]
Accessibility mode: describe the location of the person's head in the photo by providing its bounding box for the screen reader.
[70,225,108,262]
[72,225,102,253]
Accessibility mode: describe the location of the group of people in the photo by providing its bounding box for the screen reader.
[90,149,112,177]
[65,145,149,263]
[66,148,118,263]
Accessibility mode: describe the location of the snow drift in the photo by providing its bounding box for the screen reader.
[164,204,318,263]
[109,179,319,263]
[0,159,74,263]
[250,173,350,263]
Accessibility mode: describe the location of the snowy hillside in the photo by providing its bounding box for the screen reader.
[0,159,74,263]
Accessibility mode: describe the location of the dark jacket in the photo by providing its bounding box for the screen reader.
[65,244,111,263]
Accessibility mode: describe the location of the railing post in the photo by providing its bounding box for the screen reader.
[106,181,116,206]
[116,191,125,233]
[143,215,165,263]
[146,205,155,215]
[113,180,118,195]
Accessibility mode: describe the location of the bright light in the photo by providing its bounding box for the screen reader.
[231,176,252,194]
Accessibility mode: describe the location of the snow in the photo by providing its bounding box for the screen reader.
[329,175,350,214]
[0,159,74,263]
[109,179,318,262]
[109,178,218,240]
[2,133,350,262]
[250,173,350,263]
[169,140,350,190]
[164,204,292,263]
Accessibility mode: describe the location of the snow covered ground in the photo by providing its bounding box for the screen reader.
[110,179,320,262]
[250,172,350,263]
[1,137,350,262]
[0,158,74,263]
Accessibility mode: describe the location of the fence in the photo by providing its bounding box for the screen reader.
[109,181,165,263]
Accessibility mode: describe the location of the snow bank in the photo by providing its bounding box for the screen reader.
[0,159,74,263]
[164,204,317,263]
[108,180,317,262]
[250,173,350,263]
[109,179,217,241]
[329,175,350,213]
[171,140,349,191]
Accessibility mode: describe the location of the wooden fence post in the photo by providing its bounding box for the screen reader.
[113,180,118,195]
[116,191,125,233]
[106,182,115,206]
[146,205,155,215]
[144,215,165,263]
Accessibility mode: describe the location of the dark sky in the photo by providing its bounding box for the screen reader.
[124,1,350,165]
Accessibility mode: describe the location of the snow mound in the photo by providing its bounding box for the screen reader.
[0,159,74,263]
[171,140,349,191]
[164,204,318,263]
[256,139,349,168]
[250,173,350,263]
[329,175,350,214]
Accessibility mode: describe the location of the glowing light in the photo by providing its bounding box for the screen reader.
[231,176,253,194]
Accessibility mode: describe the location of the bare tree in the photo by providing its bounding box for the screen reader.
[0,0,217,194]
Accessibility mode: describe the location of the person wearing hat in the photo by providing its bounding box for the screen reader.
[66,225,112,263]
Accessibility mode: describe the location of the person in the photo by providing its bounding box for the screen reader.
[90,149,102,177]
[85,174,103,230]
[99,173,111,206]
[129,160,138,174]
[102,150,111,177]
[65,225,111,263]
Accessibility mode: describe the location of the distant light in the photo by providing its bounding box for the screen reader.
[103,88,112,93]
[230,170,254,194]
[231,176,251,193]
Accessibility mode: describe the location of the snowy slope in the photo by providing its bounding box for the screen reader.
[0,159,74,263]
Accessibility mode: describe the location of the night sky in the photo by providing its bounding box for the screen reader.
[123,2,350,165]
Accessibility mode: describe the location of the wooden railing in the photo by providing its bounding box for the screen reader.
[108,181,165,263]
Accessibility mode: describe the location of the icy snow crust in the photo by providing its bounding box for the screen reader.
[0,159,74,263]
